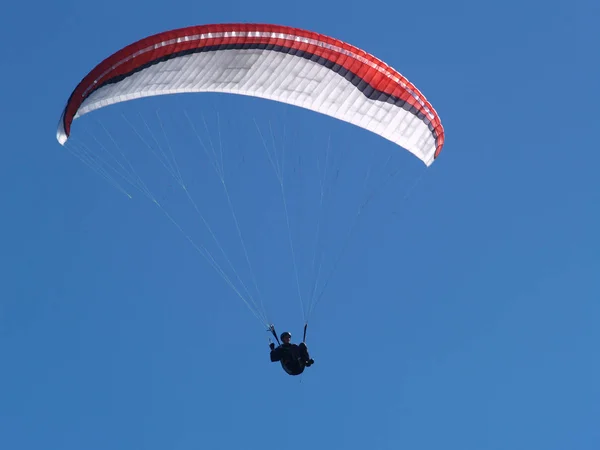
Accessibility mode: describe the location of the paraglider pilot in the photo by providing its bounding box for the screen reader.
[269,330,314,376]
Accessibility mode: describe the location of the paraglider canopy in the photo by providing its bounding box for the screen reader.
[57,23,445,166]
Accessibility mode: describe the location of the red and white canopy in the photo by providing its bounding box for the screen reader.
[57,23,445,165]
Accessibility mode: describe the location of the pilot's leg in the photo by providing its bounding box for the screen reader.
[298,343,314,366]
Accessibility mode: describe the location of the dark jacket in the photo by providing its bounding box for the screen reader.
[270,342,310,376]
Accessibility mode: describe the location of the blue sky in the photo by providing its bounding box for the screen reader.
[2,0,599,449]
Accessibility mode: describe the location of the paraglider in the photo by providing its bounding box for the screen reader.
[268,327,314,376]
[56,23,445,376]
